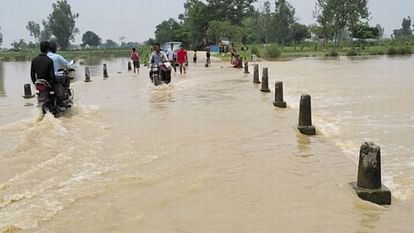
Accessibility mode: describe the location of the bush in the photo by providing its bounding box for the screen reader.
[346,50,358,56]
[387,47,412,55]
[265,44,281,58]
[325,50,339,57]
[251,46,259,55]
[387,47,398,55]
[399,47,412,55]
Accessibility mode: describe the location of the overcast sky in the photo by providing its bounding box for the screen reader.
[0,0,413,48]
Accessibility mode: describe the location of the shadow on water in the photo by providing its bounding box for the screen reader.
[0,62,5,97]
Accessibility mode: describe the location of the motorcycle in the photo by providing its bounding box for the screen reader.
[150,64,162,86]
[150,62,172,86]
[35,60,75,117]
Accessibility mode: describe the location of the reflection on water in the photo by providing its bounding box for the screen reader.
[81,57,129,78]
[354,201,386,233]
[295,133,314,158]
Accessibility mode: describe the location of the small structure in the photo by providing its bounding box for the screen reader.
[297,94,316,135]
[253,64,260,84]
[244,62,249,74]
[84,67,91,82]
[103,64,109,78]
[23,83,35,98]
[273,81,287,108]
[350,142,391,205]
[260,68,271,93]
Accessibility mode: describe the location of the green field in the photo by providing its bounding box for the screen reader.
[1,40,414,63]
[0,46,152,62]
[213,39,414,62]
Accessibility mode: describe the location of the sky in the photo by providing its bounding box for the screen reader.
[0,0,413,48]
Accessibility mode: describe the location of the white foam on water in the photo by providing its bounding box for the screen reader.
[382,175,409,201]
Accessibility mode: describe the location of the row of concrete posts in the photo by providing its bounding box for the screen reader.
[246,63,391,205]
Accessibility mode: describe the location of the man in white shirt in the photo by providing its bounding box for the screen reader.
[166,43,176,72]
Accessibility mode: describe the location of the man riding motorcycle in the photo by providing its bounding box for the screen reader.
[149,43,172,84]
[47,41,70,100]
[31,41,55,90]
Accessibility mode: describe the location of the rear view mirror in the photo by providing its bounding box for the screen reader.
[69,60,75,66]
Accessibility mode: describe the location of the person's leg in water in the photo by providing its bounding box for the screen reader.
[171,59,176,73]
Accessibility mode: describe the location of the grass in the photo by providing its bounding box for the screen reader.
[0,46,152,62]
[211,40,414,61]
[2,40,414,63]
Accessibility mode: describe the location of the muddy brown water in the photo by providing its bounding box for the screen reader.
[0,55,413,232]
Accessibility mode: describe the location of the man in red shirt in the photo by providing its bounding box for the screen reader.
[176,45,188,74]
[130,48,140,73]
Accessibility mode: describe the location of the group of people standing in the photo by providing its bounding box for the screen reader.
[165,43,189,74]
[130,42,212,85]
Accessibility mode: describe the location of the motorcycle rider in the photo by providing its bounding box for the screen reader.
[31,41,55,116]
[47,41,70,88]
[31,41,55,90]
[149,43,171,84]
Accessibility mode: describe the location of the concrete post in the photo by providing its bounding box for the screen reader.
[103,64,109,78]
[253,64,260,84]
[84,67,91,82]
[351,142,391,205]
[273,81,287,108]
[260,67,271,93]
[297,94,316,135]
[23,83,35,98]
[244,62,249,74]
[128,61,132,71]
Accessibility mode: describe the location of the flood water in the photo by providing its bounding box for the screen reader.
[0,55,413,233]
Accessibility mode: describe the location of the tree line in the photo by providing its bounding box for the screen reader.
[152,0,414,51]
[0,0,413,51]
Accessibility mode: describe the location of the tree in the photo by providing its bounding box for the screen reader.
[47,0,79,50]
[154,18,183,44]
[0,26,3,48]
[352,23,379,44]
[401,17,412,35]
[314,0,369,49]
[375,24,384,39]
[206,0,257,25]
[274,0,296,43]
[26,21,41,43]
[393,17,412,39]
[40,20,53,41]
[261,1,273,43]
[11,39,28,51]
[290,23,311,43]
[82,31,102,47]
[182,0,210,47]
[144,38,156,46]
[104,39,118,49]
[206,20,244,42]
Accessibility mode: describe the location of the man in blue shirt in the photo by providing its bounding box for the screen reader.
[47,41,70,100]
[149,43,171,84]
